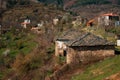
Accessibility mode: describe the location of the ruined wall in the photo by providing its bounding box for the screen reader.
[67,46,115,64]
[55,41,67,56]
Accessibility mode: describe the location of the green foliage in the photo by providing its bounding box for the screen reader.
[0,31,37,55]
[6,0,17,8]
[59,56,66,63]
[85,26,116,42]
[47,69,54,76]
[107,27,120,34]
[72,55,120,80]
[0,72,3,80]
[73,0,111,7]
[0,28,37,79]
[46,44,55,54]
[13,52,43,74]
[57,0,63,5]
[115,46,120,51]
[6,0,30,8]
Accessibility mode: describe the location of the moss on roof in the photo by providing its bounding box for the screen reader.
[57,29,115,46]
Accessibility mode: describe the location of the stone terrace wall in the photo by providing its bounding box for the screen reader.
[67,46,115,64]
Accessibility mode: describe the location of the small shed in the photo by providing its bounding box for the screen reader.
[55,29,115,64]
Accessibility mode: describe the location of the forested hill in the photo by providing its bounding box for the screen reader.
[1,0,120,10]
[37,0,120,7]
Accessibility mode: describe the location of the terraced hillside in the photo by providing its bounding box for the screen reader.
[71,55,120,80]
[1,0,120,80]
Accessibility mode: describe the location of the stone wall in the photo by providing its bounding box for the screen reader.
[55,41,67,56]
[66,46,115,64]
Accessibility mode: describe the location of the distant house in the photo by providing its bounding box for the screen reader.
[87,13,120,27]
[31,21,45,34]
[55,30,115,64]
[53,18,59,25]
[21,19,31,28]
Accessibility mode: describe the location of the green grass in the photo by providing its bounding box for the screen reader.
[72,55,120,80]
[0,48,6,54]
[0,31,37,79]
[0,32,37,56]
[115,46,120,51]
[0,72,3,80]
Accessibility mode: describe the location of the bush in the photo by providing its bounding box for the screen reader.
[107,27,120,34]
[16,40,25,49]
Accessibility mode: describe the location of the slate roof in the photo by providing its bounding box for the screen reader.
[57,29,115,47]
[57,29,86,41]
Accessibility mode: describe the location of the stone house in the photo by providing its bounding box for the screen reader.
[55,30,115,64]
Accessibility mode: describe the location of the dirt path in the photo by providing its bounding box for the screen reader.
[58,62,99,80]
[59,65,86,80]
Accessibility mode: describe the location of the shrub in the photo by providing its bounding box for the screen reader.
[107,27,120,34]
[16,40,25,49]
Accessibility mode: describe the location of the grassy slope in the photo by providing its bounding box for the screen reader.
[0,31,37,79]
[1,1,120,80]
[0,32,37,55]
[72,55,120,80]
[0,3,66,79]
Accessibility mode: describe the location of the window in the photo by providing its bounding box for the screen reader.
[63,50,67,56]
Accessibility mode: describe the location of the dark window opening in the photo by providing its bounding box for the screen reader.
[59,54,62,57]
[115,50,120,55]
[109,16,119,21]
[63,50,67,56]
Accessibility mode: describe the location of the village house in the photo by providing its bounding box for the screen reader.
[31,22,45,34]
[53,18,59,25]
[21,19,31,28]
[87,13,120,27]
[55,29,115,64]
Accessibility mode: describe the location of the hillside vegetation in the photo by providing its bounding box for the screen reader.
[73,0,111,7]
[0,28,38,78]
[1,0,120,80]
[72,55,120,80]
[0,2,73,80]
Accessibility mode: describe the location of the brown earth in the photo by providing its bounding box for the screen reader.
[104,72,120,80]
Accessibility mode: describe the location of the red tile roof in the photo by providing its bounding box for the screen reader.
[102,13,118,16]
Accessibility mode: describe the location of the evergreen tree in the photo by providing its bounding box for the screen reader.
[57,0,64,9]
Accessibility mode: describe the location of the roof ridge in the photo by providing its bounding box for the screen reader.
[70,32,90,46]
[63,29,74,37]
